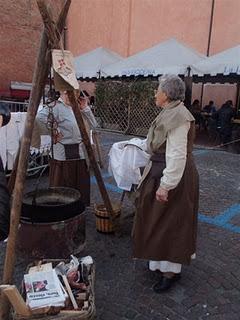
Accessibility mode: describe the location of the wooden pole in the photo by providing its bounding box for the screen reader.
[68,91,115,220]
[184,67,193,109]
[92,131,104,169]
[0,2,71,319]
[7,148,19,194]
[236,82,240,114]
[37,1,115,220]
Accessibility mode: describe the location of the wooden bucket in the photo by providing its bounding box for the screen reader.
[94,203,121,233]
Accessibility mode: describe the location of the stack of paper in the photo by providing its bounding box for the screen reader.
[24,269,66,309]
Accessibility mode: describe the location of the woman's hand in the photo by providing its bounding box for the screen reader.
[156,186,168,202]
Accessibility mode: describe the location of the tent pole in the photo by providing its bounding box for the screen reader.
[184,67,193,108]
[236,82,240,114]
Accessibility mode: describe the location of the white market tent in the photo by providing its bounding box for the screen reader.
[102,38,206,78]
[191,45,240,76]
[74,47,123,79]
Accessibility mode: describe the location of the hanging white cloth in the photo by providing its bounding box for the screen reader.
[6,113,26,169]
[108,138,150,191]
[0,112,51,170]
[0,125,7,169]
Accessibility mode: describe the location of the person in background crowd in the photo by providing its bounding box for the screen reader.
[189,99,202,128]
[203,100,217,114]
[133,75,199,292]
[201,101,217,130]
[0,103,11,241]
[217,100,235,145]
[35,90,98,206]
[226,100,237,117]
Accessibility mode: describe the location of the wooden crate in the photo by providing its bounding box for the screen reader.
[13,259,96,320]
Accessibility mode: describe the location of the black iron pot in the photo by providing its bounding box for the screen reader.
[21,187,85,223]
[19,187,86,258]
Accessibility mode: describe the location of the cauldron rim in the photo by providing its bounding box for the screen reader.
[20,212,84,225]
[22,187,81,208]
[21,187,85,223]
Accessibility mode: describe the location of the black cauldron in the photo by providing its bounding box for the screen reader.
[21,187,85,223]
[18,187,86,258]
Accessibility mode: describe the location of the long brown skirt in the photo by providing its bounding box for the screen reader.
[133,154,199,265]
[49,159,90,206]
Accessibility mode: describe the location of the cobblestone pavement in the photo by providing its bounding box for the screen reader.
[1,131,240,320]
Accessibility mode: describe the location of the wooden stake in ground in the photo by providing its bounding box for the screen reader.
[37,0,115,221]
[0,2,71,320]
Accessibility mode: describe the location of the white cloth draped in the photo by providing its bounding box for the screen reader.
[0,112,50,170]
[108,138,150,191]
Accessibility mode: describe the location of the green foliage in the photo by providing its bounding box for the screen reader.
[95,79,159,134]
[95,79,157,108]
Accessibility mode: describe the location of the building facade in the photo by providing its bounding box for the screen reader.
[0,0,64,99]
[67,0,240,58]
[67,0,240,107]
[1,0,240,106]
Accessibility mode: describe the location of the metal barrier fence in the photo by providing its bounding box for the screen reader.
[0,100,28,112]
[94,80,159,136]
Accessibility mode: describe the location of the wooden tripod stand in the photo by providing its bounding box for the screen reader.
[0,1,115,319]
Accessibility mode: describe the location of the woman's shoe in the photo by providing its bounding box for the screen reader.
[153,273,181,293]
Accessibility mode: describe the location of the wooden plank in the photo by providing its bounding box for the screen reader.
[61,275,78,310]
[0,285,32,317]
[0,2,71,320]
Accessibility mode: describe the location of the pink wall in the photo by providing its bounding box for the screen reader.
[0,0,65,91]
[192,84,237,109]
[68,0,240,57]
[127,0,212,55]
[210,0,240,54]
[67,0,214,57]
[67,0,130,57]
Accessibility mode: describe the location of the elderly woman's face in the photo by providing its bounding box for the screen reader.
[154,87,168,107]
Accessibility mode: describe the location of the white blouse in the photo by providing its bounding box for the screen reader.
[36,100,97,161]
[160,121,190,190]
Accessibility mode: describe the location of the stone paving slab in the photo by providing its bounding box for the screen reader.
[1,131,240,320]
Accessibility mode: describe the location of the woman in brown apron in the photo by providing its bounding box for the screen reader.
[35,91,98,206]
[133,75,199,292]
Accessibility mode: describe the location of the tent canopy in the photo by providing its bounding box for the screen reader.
[74,47,123,79]
[191,45,240,76]
[102,38,206,78]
